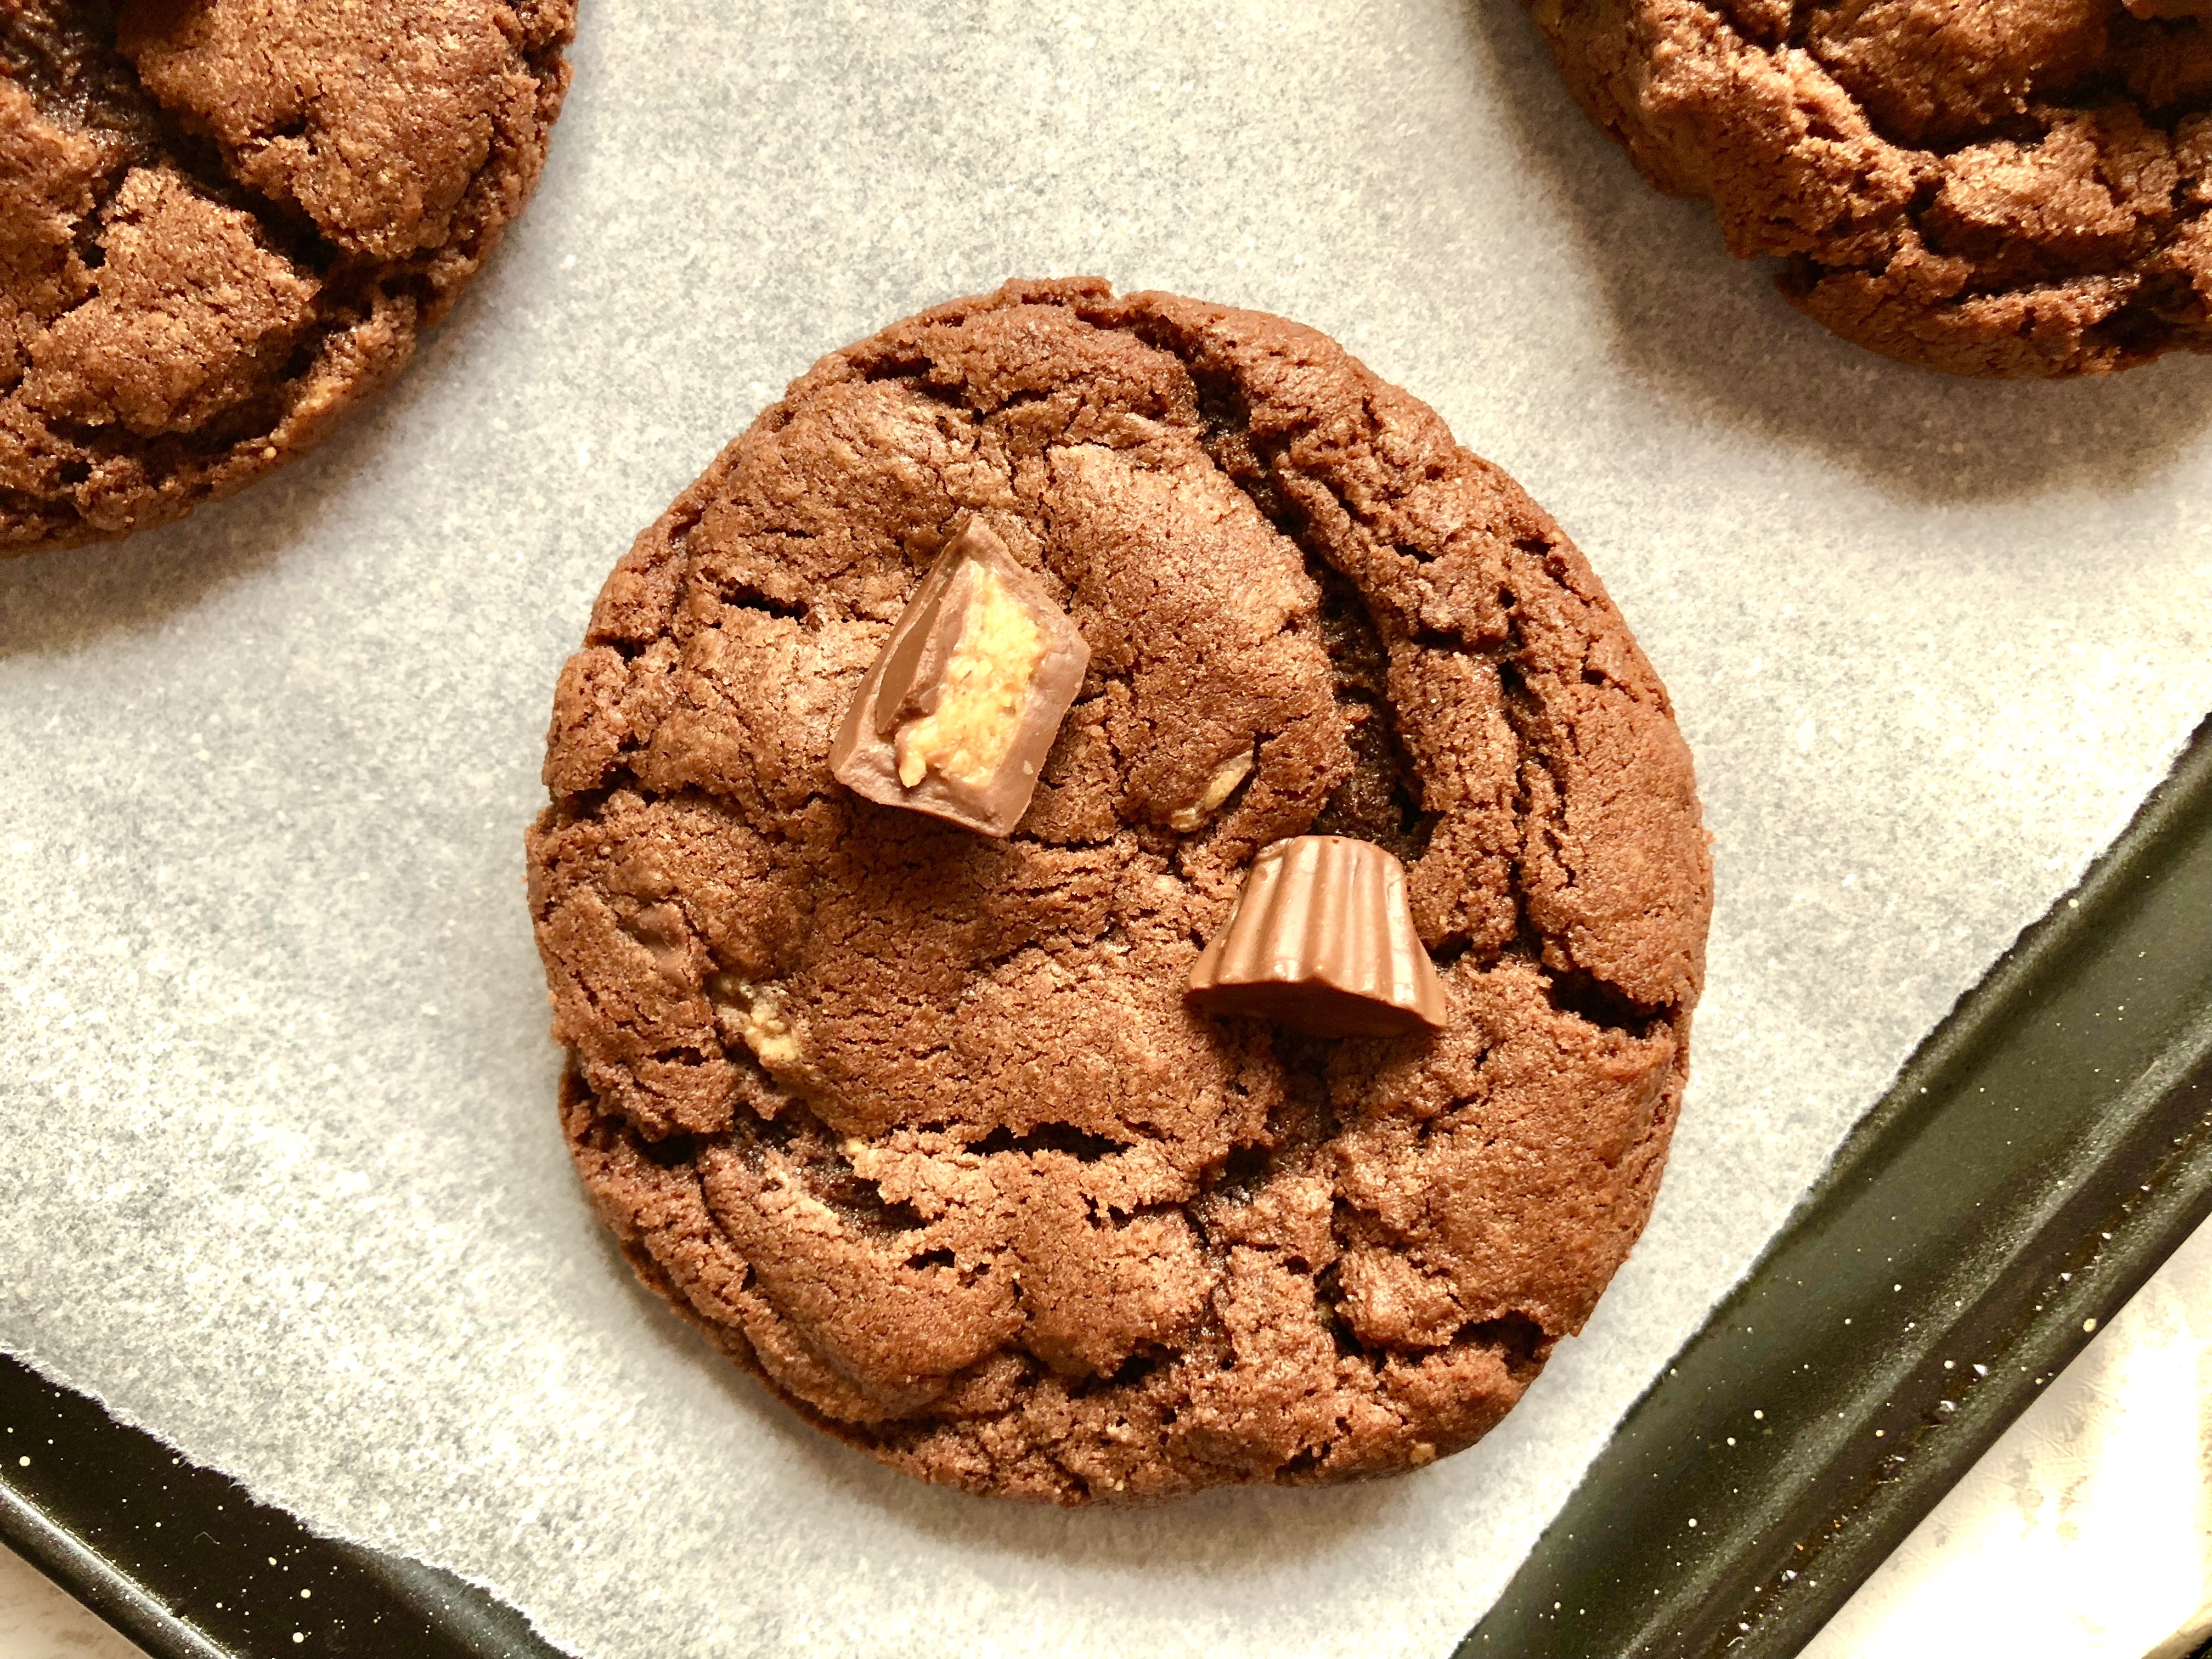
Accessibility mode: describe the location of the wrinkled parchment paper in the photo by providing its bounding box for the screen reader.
[5,4,2211,1656]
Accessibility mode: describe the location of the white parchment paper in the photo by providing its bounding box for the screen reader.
[4,4,2211,1656]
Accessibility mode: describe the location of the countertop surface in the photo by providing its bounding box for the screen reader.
[0,1548,142,1659]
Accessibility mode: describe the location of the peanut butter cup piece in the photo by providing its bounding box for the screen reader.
[1187,834,1448,1039]
[828,520,1091,837]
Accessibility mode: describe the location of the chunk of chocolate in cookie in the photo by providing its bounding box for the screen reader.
[830,521,1091,837]
[1188,834,1448,1038]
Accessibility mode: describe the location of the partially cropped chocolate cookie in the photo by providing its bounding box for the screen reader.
[1530,0,2212,377]
[0,0,576,554]
[527,279,1713,1504]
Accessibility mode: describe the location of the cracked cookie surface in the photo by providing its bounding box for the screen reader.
[528,279,1713,1504]
[0,0,575,553]
[1530,0,2212,376]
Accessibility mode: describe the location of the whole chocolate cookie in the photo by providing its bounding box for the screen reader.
[1530,0,2212,377]
[0,0,575,554]
[527,279,1713,1504]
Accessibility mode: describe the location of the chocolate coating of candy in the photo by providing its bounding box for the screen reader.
[872,576,957,738]
[828,520,1091,837]
[1188,835,1448,1038]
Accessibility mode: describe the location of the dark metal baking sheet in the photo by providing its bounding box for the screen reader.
[7,712,2211,1659]
[0,1351,569,1658]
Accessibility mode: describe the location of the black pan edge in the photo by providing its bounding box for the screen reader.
[1459,711,2212,1658]
[0,1350,574,1658]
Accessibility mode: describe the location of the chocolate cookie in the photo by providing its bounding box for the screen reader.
[1530,0,2212,377]
[526,279,1713,1504]
[0,0,576,554]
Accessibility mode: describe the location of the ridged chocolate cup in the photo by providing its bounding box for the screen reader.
[1187,834,1448,1039]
